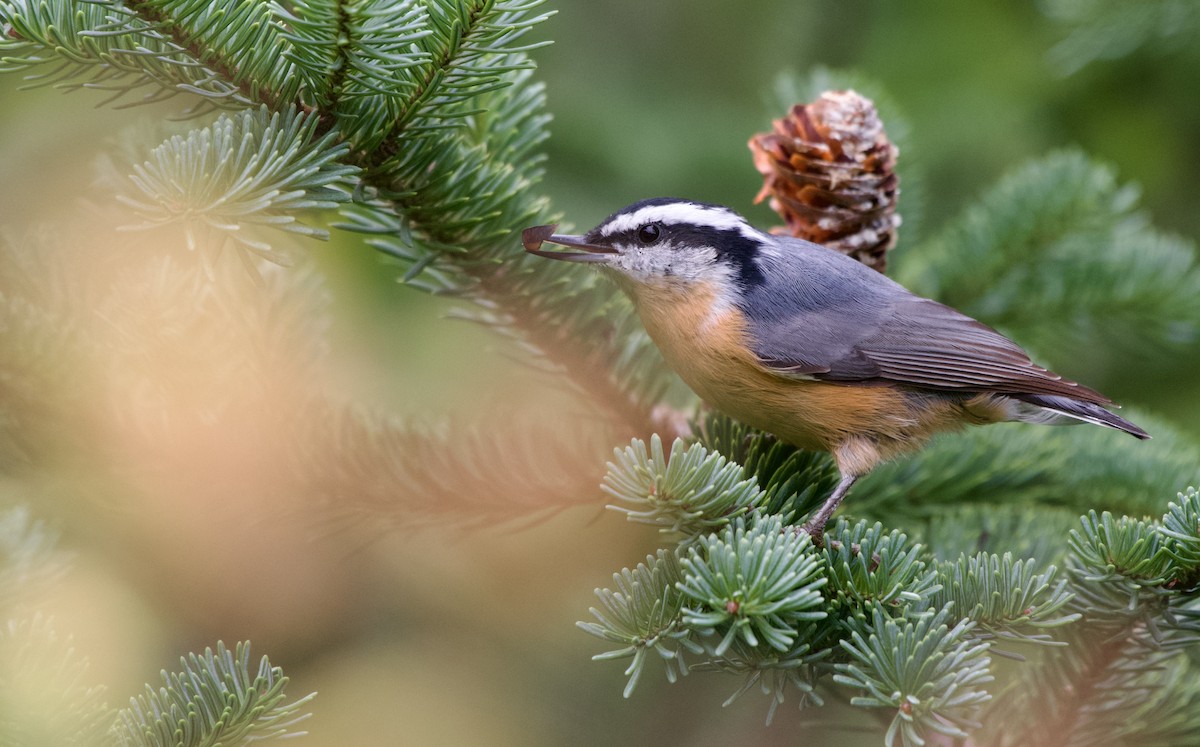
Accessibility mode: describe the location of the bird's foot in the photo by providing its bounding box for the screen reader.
[797,519,827,548]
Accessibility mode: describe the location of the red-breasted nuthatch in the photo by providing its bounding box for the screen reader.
[522,198,1149,539]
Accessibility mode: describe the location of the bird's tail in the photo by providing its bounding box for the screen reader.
[1009,393,1150,440]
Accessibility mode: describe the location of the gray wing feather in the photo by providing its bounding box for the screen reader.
[742,238,1110,404]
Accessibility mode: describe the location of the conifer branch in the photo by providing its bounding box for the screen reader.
[0,0,248,110]
[917,503,1081,566]
[368,0,551,165]
[696,412,840,525]
[820,521,940,620]
[977,490,1200,746]
[123,0,298,110]
[927,553,1079,647]
[602,435,763,538]
[113,641,314,746]
[834,607,993,747]
[1,0,672,437]
[577,550,700,698]
[1161,488,1200,590]
[291,398,618,530]
[1044,0,1200,75]
[118,106,357,264]
[678,515,827,656]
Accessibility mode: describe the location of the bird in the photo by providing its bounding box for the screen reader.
[521,197,1149,540]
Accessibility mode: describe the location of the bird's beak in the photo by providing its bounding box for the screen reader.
[521,224,616,263]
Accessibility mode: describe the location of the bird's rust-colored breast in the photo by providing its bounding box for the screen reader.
[628,280,920,453]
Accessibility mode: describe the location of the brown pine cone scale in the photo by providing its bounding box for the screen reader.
[749,90,900,273]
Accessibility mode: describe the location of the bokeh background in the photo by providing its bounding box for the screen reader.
[1,1,1199,745]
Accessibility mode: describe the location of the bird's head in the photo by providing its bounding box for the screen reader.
[522,198,769,295]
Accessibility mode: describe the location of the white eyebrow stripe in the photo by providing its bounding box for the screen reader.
[600,203,761,241]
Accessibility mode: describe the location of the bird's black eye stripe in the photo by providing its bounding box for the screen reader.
[637,222,663,245]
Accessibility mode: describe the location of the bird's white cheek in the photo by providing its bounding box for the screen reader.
[609,244,722,285]
[608,247,663,283]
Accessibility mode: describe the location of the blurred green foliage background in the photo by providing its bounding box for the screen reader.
[1,1,1198,745]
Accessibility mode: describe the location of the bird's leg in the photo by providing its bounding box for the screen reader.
[802,472,858,546]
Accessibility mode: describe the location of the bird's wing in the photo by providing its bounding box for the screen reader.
[743,245,1110,404]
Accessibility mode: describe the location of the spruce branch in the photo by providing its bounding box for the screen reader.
[118,106,357,263]
[1066,511,1174,631]
[268,0,344,108]
[113,641,314,747]
[345,57,678,431]
[292,398,618,530]
[927,553,1079,648]
[0,0,248,110]
[982,494,1200,746]
[896,150,1137,305]
[1160,488,1200,588]
[1043,0,1200,75]
[995,222,1200,363]
[601,435,763,538]
[368,0,553,166]
[819,520,939,620]
[992,629,1198,747]
[1101,651,1200,746]
[2,0,675,437]
[329,1,679,432]
[124,0,305,109]
[1064,494,1200,644]
[291,0,432,150]
[696,411,839,526]
[677,515,827,657]
[577,550,699,698]
[916,503,1081,565]
[833,607,993,747]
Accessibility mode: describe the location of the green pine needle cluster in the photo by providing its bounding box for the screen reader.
[836,607,993,746]
[2,0,677,433]
[602,435,763,537]
[927,553,1077,646]
[678,516,826,655]
[586,443,1200,744]
[0,0,249,109]
[820,521,938,618]
[120,106,357,262]
[114,641,314,747]
[577,550,698,699]
[0,503,314,747]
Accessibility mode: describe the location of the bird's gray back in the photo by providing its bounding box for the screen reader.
[737,234,1110,403]
[738,236,903,376]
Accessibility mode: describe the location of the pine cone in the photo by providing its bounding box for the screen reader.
[749,90,900,273]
